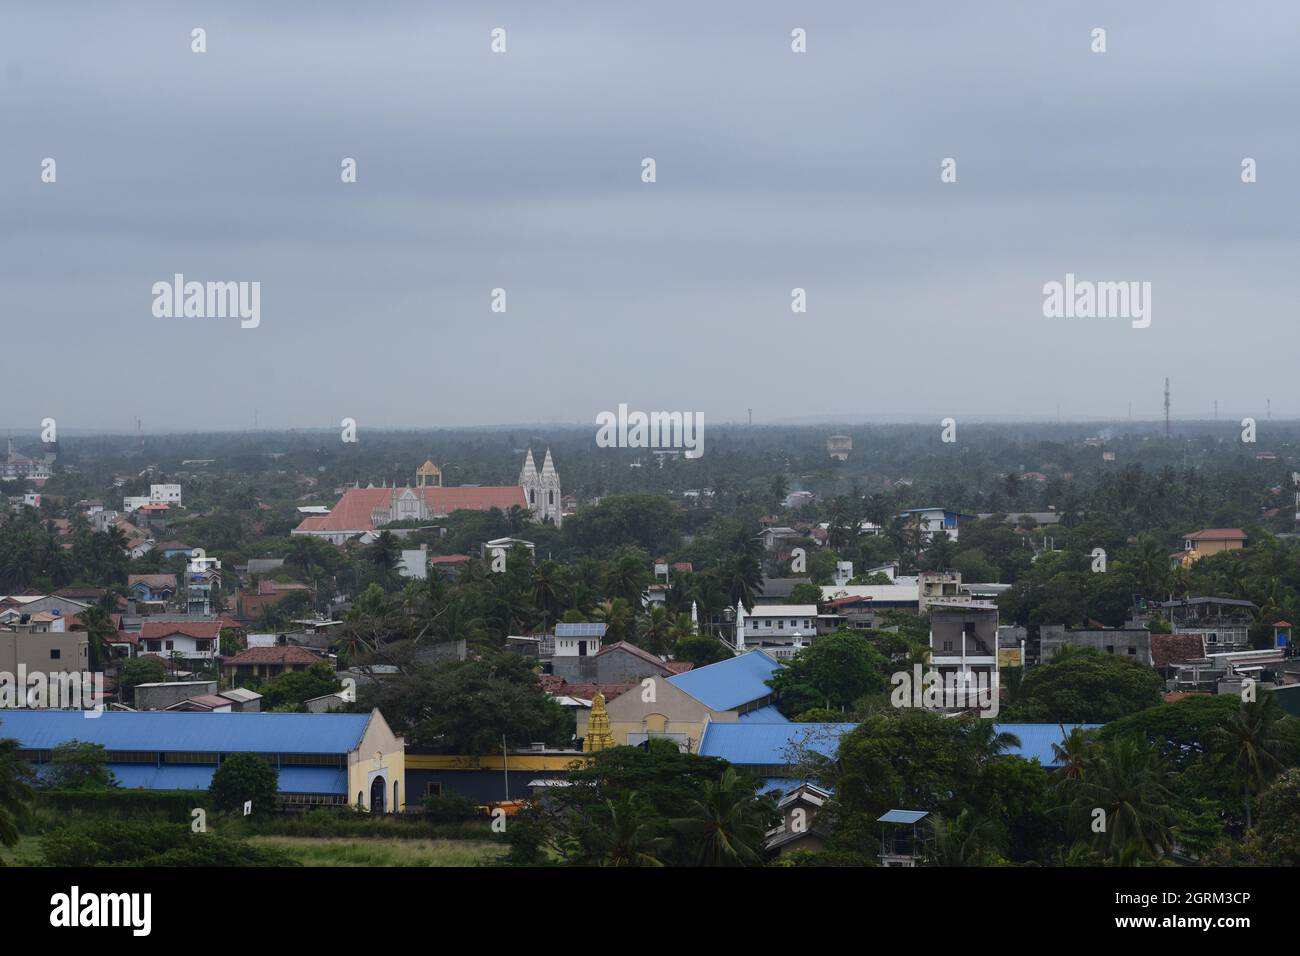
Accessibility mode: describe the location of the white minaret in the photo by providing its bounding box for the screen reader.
[690,600,699,633]
[735,600,746,652]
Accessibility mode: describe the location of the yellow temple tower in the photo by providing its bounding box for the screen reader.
[416,459,442,488]
[583,691,615,753]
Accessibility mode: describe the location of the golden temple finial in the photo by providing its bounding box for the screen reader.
[583,691,615,753]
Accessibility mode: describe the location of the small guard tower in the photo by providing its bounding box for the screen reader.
[878,809,931,867]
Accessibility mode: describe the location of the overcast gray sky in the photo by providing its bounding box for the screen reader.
[2,1,1297,432]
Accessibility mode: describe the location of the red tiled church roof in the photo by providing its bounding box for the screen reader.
[293,485,527,534]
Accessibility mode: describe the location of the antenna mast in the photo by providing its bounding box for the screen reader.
[1163,378,1170,438]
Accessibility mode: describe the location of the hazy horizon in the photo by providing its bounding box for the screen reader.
[4,0,1297,430]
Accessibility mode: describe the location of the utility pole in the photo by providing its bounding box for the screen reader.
[502,734,510,801]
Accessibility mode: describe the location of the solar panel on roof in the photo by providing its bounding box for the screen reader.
[555,623,607,637]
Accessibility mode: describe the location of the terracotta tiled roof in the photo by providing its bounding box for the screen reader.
[128,574,177,590]
[1151,633,1206,668]
[429,554,472,565]
[256,580,311,595]
[539,675,635,702]
[664,661,694,674]
[1184,528,1247,541]
[222,645,321,666]
[596,641,665,666]
[293,485,527,534]
[139,621,223,640]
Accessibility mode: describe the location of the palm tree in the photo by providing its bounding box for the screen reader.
[365,531,402,574]
[1070,735,1177,864]
[583,793,668,867]
[530,560,567,631]
[104,524,130,556]
[930,809,1002,866]
[966,720,1019,765]
[593,598,635,643]
[1129,536,1170,599]
[603,553,650,607]
[1207,696,1292,829]
[665,612,695,648]
[720,552,763,613]
[1050,726,1096,791]
[505,505,529,534]
[637,606,673,655]
[0,738,34,850]
[671,767,769,866]
[76,605,118,671]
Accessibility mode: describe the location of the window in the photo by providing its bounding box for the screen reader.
[943,641,953,652]
[1127,647,1137,656]
[50,649,61,660]
[165,640,174,651]
[426,783,443,797]
[1105,645,1114,654]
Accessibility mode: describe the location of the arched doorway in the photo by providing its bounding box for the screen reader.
[369,776,386,813]
[393,780,400,813]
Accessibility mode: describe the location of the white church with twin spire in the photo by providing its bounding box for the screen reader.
[292,449,561,541]
[519,448,563,527]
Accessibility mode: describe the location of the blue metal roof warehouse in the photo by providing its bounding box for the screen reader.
[0,709,406,809]
[699,721,1102,771]
[666,651,782,711]
[0,710,372,752]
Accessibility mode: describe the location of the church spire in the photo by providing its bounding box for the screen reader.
[541,448,556,477]
[520,449,537,481]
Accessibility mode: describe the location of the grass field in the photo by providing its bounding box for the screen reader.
[247,836,507,867]
[0,835,46,867]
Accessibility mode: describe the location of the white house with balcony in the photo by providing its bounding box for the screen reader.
[735,603,819,660]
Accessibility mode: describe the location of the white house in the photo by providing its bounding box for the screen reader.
[150,483,182,505]
[736,603,819,659]
[897,508,973,542]
[399,546,429,580]
[123,484,183,513]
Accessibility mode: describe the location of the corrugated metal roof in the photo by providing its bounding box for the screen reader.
[698,721,1102,769]
[667,651,782,711]
[698,721,855,765]
[879,809,929,824]
[0,711,372,754]
[101,764,347,795]
[737,704,789,723]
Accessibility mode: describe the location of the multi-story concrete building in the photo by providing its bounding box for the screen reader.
[736,603,820,660]
[929,600,999,686]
